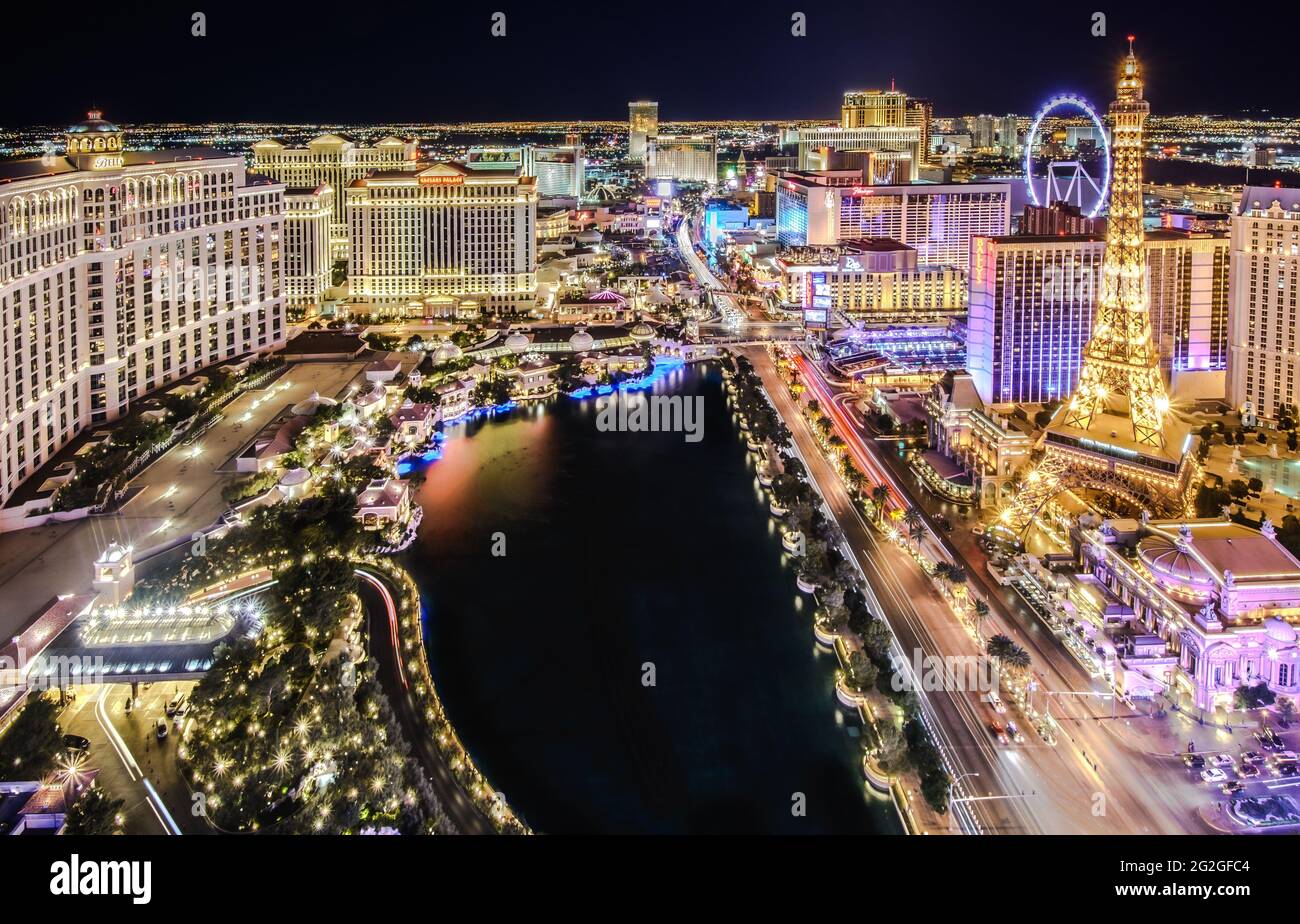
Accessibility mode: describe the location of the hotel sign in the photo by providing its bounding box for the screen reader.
[92,155,124,170]
[419,174,463,186]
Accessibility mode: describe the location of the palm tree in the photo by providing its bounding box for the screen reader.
[972,599,990,640]
[870,485,890,524]
[903,507,924,547]
[986,633,1016,661]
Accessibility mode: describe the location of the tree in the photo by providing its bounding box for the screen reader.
[1234,682,1276,711]
[0,694,64,781]
[64,785,125,835]
[1278,696,1296,728]
[973,599,991,641]
[845,650,879,693]
[903,507,924,546]
[870,485,890,524]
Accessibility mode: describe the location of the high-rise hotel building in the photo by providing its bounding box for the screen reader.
[969,228,1229,406]
[283,185,333,316]
[775,172,1010,272]
[1228,186,1300,420]
[251,134,417,258]
[646,135,717,185]
[346,162,538,315]
[628,101,659,162]
[0,112,285,508]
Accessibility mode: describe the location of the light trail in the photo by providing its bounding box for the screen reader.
[356,568,407,690]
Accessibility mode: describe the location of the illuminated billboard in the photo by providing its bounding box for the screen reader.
[656,179,674,198]
[803,272,831,329]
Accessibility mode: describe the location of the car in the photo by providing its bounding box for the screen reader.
[1200,768,1228,784]
[1256,729,1285,751]
[1238,762,1262,779]
[165,692,187,717]
[987,692,1007,714]
[62,734,90,753]
[155,718,169,740]
[1211,753,1236,768]
[1240,750,1264,765]
[1006,721,1026,744]
[1221,781,1245,796]
[1183,753,1206,769]
[1271,750,1298,764]
[1272,760,1299,778]
[988,721,1009,745]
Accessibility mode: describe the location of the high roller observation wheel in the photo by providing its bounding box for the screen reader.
[1023,94,1112,219]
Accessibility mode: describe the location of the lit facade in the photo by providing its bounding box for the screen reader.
[776,240,964,319]
[646,135,717,185]
[0,113,286,509]
[923,371,1033,506]
[794,125,922,178]
[1227,186,1300,420]
[628,101,659,162]
[1078,518,1300,712]
[345,162,538,315]
[283,185,333,315]
[776,174,1010,272]
[969,229,1229,406]
[467,143,585,199]
[251,134,417,258]
[967,234,1107,405]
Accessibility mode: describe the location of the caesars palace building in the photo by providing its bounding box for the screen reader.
[0,112,285,508]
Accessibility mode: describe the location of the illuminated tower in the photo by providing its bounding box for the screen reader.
[990,40,1199,546]
[1060,37,1170,448]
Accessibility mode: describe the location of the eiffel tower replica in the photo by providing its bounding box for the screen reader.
[991,39,1200,546]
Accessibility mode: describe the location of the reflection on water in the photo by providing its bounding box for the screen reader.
[401,362,898,834]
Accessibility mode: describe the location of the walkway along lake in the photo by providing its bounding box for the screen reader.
[402,360,900,834]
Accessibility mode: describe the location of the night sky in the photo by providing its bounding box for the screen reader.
[2,0,1294,126]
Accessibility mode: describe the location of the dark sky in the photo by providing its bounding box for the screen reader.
[1,0,1294,126]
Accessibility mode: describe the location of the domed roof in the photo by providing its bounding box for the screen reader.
[1138,535,1214,590]
[431,339,462,363]
[68,110,120,133]
[355,384,386,407]
[1264,617,1298,645]
[290,390,338,416]
[569,329,595,352]
[504,332,531,352]
[588,289,627,303]
[279,467,312,488]
[576,229,603,244]
[628,321,655,342]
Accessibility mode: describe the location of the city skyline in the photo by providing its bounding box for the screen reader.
[2,1,1300,883]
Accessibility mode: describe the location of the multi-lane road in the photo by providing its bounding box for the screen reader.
[745,346,1216,834]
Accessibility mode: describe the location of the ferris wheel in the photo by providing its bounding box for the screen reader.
[1023,94,1111,218]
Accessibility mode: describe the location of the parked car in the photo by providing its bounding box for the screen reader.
[62,734,90,753]
[165,692,187,717]
[988,721,1009,745]
[1200,767,1228,784]
[155,718,169,741]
